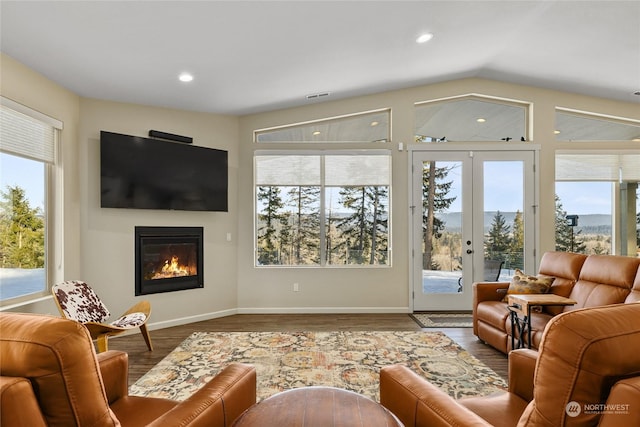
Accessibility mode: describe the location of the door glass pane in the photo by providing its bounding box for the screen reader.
[483,161,523,279]
[421,160,462,294]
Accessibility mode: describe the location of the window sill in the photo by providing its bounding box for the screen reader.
[0,295,53,311]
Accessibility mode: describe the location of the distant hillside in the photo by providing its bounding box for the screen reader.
[439,212,612,234]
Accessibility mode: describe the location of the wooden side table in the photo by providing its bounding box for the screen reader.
[507,294,577,349]
[232,386,403,427]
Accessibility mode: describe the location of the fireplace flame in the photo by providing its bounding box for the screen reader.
[152,255,190,279]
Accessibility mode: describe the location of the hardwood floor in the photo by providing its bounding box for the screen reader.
[109,313,508,387]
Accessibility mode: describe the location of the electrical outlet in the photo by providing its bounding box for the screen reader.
[293,282,299,292]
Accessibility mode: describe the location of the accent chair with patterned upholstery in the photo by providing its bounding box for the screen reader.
[52,280,153,352]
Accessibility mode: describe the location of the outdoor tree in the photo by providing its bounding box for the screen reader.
[554,194,586,253]
[0,185,45,268]
[286,186,320,264]
[486,210,511,259]
[256,186,287,264]
[334,186,388,264]
[509,210,524,269]
[421,161,456,270]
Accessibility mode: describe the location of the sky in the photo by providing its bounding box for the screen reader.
[0,153,45,210]
[436,161,626,216]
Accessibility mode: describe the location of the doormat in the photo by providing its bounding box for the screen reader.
[410,312,473,328]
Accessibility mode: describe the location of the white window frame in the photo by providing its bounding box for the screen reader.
[0,96,63,307]
[254,149,392,268]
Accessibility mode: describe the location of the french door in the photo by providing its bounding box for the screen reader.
[411,148,537,311]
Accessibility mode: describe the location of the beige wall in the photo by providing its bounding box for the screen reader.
[76,99,240,328]
[3,53,639,326]
[237,78,640,313]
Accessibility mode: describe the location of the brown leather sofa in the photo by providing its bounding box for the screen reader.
[474,252,640,353]
[0,312,256,427]
[380,302,640,426]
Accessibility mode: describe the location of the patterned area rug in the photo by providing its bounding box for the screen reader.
[410,312,473,328]
[130,331,505,402]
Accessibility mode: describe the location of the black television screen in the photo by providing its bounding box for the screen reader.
[100,131,228,212]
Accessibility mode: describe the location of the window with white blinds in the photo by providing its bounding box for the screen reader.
[255,151,391,267]
[555,150,639,256]
[0,97,61,162]
[556,152,640,181]
[0,97,61,304]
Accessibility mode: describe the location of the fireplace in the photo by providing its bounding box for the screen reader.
[135,226,203,296]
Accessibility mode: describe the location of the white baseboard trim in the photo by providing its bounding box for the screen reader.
[146,308,238,331]
[116,307,410,335]
[237,307,410,314]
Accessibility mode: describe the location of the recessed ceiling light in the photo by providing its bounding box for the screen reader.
[178,73,194,83]
[554,130,561,135]
[370,121,379,127]
[312,131,321,136]
[416,33,434,44]
[476,118,486,123]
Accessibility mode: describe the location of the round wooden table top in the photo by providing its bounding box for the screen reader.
[232,386,403,427]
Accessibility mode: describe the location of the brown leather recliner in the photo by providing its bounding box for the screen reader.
[0,312,256,427]
[380,302,640,426]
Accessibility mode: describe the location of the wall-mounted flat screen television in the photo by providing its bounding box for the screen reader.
[100,131,228,212]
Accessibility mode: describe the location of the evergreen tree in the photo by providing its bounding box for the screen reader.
[554,194,586,253]
[486,210,511,259]
[637,211,639,248]
[334,186,388,264]
[422,162,456,270]
[336,187,368,264]
[367,186,389,264]
[0,185,45,268]
[256,186,286,264]
[286,186,320,264]
[509,210,524,269]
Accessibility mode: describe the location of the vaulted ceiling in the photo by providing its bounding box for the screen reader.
[1,1,639,115]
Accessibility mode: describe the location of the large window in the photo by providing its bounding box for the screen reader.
[0,98,60,305]
[556,152,640,256]
[255,151,391,266]
[554,109,640,256]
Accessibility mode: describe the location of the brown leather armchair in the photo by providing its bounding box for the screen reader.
[380,303,640,426]
[0,312,256,427]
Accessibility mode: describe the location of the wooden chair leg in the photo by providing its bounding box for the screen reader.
[140,324,153,351]
[96,335,109,353]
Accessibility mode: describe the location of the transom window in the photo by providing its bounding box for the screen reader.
[254,109,390,143]
[555,109,640,141]
[255,151,391,267]
[415,95,529,142]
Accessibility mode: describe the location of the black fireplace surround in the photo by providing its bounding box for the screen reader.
[135,226,203,296]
